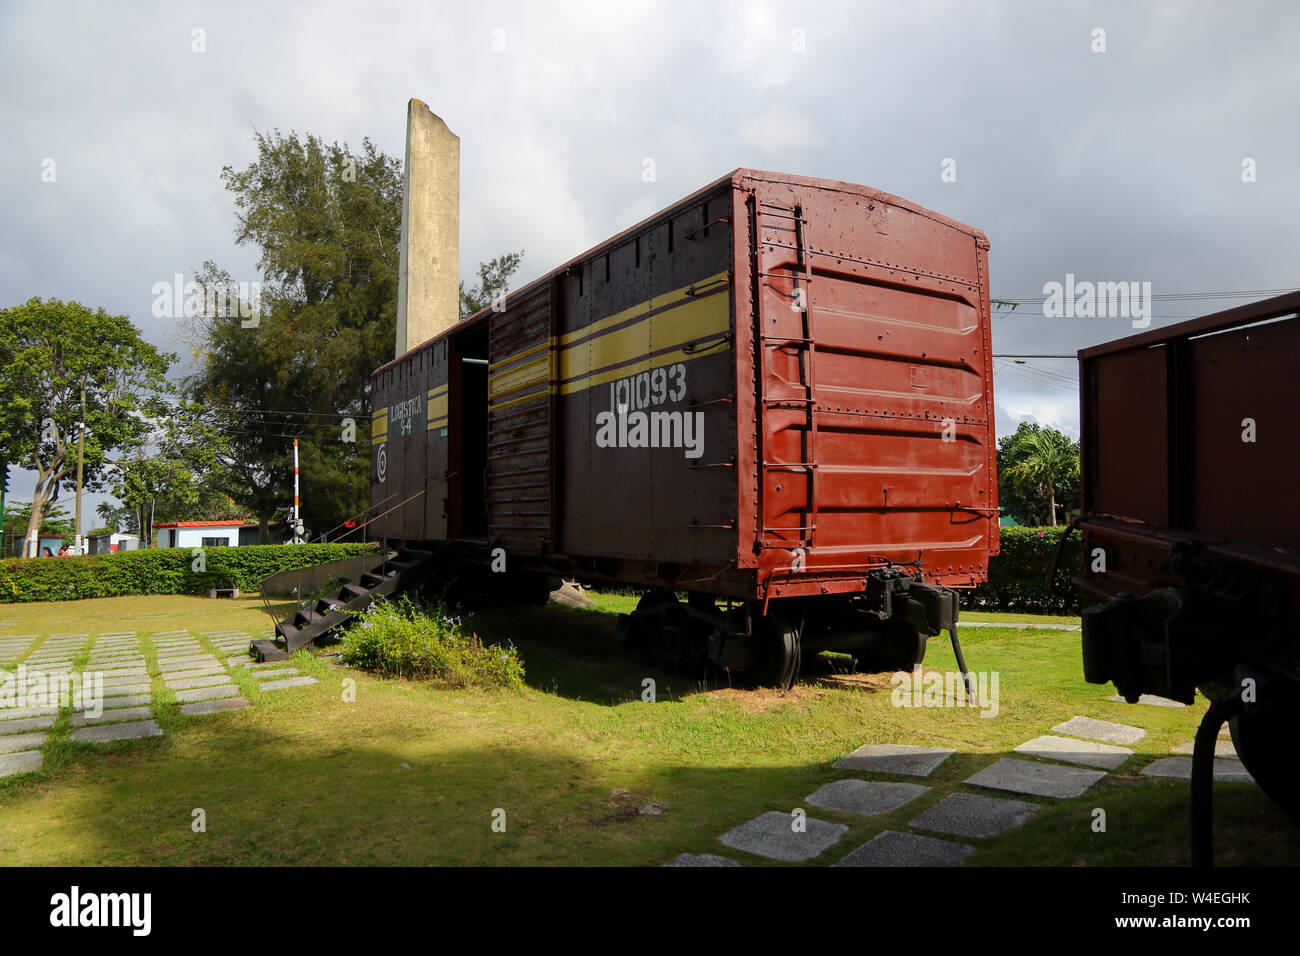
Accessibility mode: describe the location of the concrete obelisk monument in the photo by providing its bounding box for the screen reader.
[395,99,460,357]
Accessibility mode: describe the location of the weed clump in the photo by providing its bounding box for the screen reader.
[341,595,524,689]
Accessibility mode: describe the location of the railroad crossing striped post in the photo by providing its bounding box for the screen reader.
[293,438,301,543]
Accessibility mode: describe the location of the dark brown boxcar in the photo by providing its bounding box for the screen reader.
[371,168,998,680]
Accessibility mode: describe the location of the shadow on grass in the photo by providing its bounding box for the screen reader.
[470,602,902,707]
[4,712,1298,867]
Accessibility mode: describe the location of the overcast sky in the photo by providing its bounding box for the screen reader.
[2,0,1297,523]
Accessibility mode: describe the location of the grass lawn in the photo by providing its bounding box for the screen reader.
[0,592,1295,866]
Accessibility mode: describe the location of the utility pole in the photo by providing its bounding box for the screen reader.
[74,373,86,555]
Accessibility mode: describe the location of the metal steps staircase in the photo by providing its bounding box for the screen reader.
[251,549,437,662]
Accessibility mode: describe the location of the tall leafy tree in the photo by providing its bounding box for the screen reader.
[0,298,172,555]
[999,423,1080,527]
[188,129,526,539]
[187,131,402,539]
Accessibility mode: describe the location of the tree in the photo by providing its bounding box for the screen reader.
[101,400,234,546]
[999,423,1080,527]
[0,299,173,555]
[3,500,74,538]
[188,128,527,539]
[186,130,402,539]
[460,252,524,317]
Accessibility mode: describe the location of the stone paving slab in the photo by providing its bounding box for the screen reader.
[252,668,299,680]
[102,672,155,686]
[165,675,232,691]
[95,667,148,679]
[0,715,57,734]
[665,853,742,867]
[909,792,1039,838]
[0,731,48,754]
[158,657,220,672]
[1172,740,1238,758]
[173,685,239,703]
[180,697,251,716]
[102,683,153,698]
[834,830,974,867]
[1141,757,1254,783]
[158,671,224,686]
[1110,694,1185,708]
[258,676,320,692]
[833,743,955,777]
[82,693,152,709]
[718,811,848,862]
[805,779,930,816]
[1014,735,1132,770]
[0,750,43,777]
[69,719,163,743]
[70,706,153,726]
[965,757,1107,799]
[0,705,59,721]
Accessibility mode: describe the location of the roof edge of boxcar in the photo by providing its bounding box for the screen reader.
[374,167,990,375]
[732,168,990,248]
[1078,289,1300,360]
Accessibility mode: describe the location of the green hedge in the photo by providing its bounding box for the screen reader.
[0,543,379,603]
[965,525,1090,615]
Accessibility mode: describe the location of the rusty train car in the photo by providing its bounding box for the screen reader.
[1076,291,1300,847]
[369,168,998,685]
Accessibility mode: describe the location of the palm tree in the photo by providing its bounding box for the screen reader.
[1006,430,1079,526]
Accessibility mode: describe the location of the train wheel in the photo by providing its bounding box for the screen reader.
[1228,688,1300,823]
[751,612,801,693]
[630,589,679,666]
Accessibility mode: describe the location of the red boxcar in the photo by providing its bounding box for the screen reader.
[1077,291,1300,828]
[370,168,997,683]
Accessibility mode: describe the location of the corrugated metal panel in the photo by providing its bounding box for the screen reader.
[487,285,553,551]
[744,172,997,590]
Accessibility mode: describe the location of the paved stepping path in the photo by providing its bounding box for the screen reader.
[965,757,1107,799]
[1013,735,1133,770]
[719,811,848,862]
[909,793,1039,838]
[835,830,974,867]
[805,780,930,816]
[0,626,322,781]
[0,636,37,665]
[833,743,954,777]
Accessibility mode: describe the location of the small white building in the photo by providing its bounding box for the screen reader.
[155,521,245,549]
[87,532,140,555]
